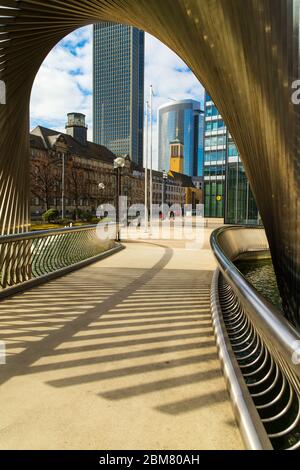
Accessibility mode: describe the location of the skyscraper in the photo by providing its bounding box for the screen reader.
[204,91,260,223]
[93,23,144,165]
[158,99,204,177]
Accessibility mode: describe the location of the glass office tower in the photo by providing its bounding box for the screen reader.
[158,100,204,177]
[204,92,260,223]
[93,23,144,165]
[203,93,227,218]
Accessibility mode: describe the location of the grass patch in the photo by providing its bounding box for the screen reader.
[29,218,112,231]
[30,222,91,231]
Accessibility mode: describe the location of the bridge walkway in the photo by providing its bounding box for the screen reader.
[0,231,243,449]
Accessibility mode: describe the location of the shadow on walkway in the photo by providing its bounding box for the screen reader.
[0,241,229,420]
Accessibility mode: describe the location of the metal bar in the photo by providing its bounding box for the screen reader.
[211,269,272,450]
[210,226,300,450]
[210,226,300,379]
[0,224,101,244]
[0,226,116,291]
[0,244,124,301]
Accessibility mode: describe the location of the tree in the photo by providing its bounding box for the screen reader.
[66,157,89,219]
[30,158,59,211]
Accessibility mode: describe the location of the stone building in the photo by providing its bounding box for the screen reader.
[30,113,202,221]
[30,113,144,220]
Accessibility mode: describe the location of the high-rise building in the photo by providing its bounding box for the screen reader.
[93,23,144,165]
[157,99,204,177]
[204,92,260,224]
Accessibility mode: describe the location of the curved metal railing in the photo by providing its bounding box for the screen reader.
[0,224,118,297]
[210,226,300,450]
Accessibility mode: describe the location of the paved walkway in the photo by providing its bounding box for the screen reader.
[0,229,244,449]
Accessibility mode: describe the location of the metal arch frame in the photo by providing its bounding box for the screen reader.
[211,226,300,450]
[1,3,300,321]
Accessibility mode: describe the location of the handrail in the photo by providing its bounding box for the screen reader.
[0,222,116,244]
[0,225,97,243]
[0,223,117,292]
[210,226,300,450]
[210,226,300,379]
[210,269,273,450]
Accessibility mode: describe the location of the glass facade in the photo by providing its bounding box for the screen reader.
[204,93,226,218]
[225,134,260,224]
[158,100,204,176]
[204,92,260,223]
[93,23,144,165]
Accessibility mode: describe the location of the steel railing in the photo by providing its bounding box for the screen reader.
[0,224,118,295]
[210,226,300,450]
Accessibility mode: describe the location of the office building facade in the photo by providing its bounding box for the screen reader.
[93,23,144,165]
[204,92,260,223]
[158,99,204,177]
[225,133,260,224]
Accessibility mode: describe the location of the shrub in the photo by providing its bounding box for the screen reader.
[42,209,59,223]
[71,209,90,221]
[77,211,94,222]
[84,212,93,222]
[89,217,101,225]
[56,218,72,226]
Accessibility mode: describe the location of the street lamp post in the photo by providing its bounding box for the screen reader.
[61,152,65,219]
[162,170,168,216]
[149,85,154,230]
[144,100,149,232]
[114,156,126,242]
[97,182,105,212]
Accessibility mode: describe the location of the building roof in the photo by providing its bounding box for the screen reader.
[158,99,203,113]
[169,171,195,188]
[30,133,46,150]
[30,126,117,164]
[170,137,183,145]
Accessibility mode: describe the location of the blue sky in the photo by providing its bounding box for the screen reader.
[30,25,204,168]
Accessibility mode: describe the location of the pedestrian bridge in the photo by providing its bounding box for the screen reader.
[1,224,300,450]
[0,226,244,450]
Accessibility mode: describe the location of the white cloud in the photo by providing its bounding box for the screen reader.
[30,25,93,138]
[30,27,204,166]
[145,34,204,113]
